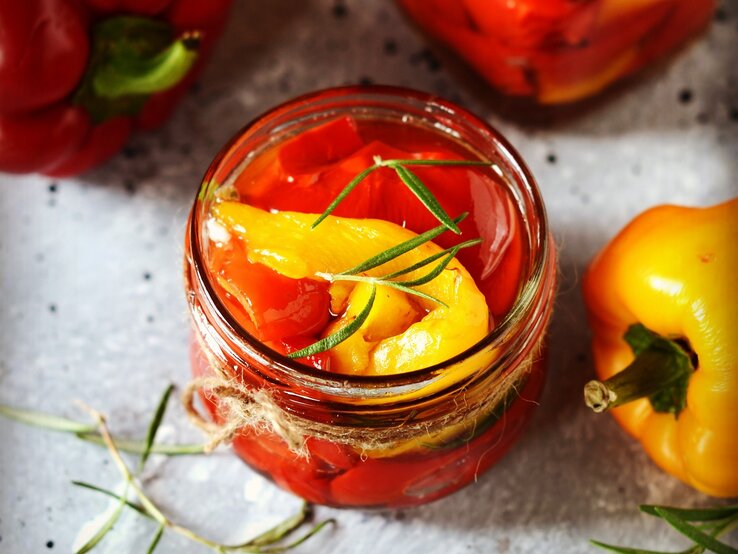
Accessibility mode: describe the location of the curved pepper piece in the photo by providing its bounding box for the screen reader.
[0,0,231,176]
[583,199,738,497]
[211,201,490,376]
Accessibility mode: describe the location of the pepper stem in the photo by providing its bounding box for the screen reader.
[92,32,201,99]
[584,324,694,416]
[74,16,201,123]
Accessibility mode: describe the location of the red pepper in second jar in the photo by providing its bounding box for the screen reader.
[397,0,716,104]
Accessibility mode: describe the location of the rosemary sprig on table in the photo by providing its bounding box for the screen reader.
[287,157,492,360]
[0,402,205,456]
[0,387,334,553]
[592,503,738,554]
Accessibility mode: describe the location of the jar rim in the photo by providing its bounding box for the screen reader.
[188,85,553,390]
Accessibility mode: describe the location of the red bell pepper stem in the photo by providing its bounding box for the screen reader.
[92,32,201,99]
[74,16,202,123]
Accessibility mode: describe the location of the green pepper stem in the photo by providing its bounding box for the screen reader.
[93,32,200,98]
[584,344,690,413]
[74,16,202,122]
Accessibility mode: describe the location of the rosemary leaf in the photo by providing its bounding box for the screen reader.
[589,539,678,554]
[198,179,220,202]
[654,508,738,554]
[640,504,738,522]
[288,285,377,358]
[380,238,482,279]
[311,165,376,229]
[321,274,446,307]
[394,165,459,234]
[76,433,206,456]
[139,384,175,471]
[1,401,206,456]
[377,280,447,307]
[258,519,336,553]
[75,484,130,554]
[72,481,153,519]
[394,246,459,288]
[340,213,468,275]
[311,157,491,230]
[146,524,166,554]
[239,503,311,548]
[87,409,168,526]
[0,405,97,434]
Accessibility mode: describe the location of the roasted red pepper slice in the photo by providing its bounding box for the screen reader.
[234,116,365,200]
[210,238,331,343]
[239,127,522,318]
[278,116,364,175]
[255,140,471,224]
[267,337,331,371]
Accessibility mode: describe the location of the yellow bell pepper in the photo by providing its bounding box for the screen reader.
[582,198,738,497]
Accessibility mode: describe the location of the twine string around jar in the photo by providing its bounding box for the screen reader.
[182,329,543,458]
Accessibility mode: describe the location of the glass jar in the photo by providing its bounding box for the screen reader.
[398,0,716,104]
[183,86,557,508]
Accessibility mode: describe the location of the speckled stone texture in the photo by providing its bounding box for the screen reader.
[1,1,736,553]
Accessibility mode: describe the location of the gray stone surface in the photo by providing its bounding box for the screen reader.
[1,1,736,553]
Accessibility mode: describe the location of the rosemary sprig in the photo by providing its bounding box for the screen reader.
[379,238,482,280]
[289,285,377,359]
[1,387,334,553]
[146,524,165,554]
[72,481,150,517]
[81,392,334,552]
[392,244,463,288]
[311,156,492,233]
[0,403,205,455]
[288,231,481,359]
[287,157,493,360]
[394,164,460,233]
[592,502,738,554]
[71,480,319,550]
[77,432,205,456]
[74,385,174,554]
[74,480,330,553]
[317,237,481,306]
[0,404,97,433]
[241,504,313,547]
[339,212,468,275]
[75,486,129,554]
[316,274,446,306]
[140,383,174,470]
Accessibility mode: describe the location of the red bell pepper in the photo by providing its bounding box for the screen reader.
[0,0,231,176]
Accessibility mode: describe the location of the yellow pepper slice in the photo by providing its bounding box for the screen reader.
[212,201,489,377]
